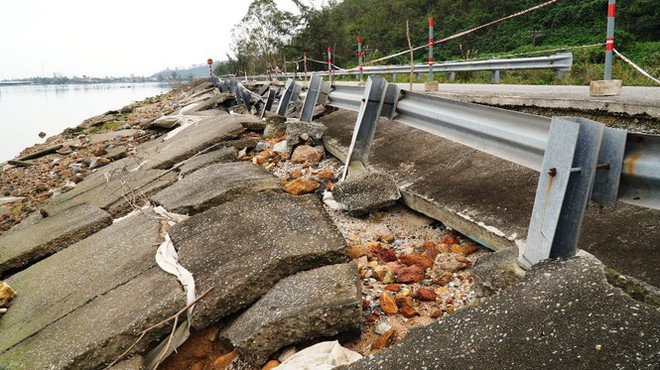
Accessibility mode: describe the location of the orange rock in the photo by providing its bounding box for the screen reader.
[430,309,444,319]
[291,145,324,164]
[400,253,434,269]
[213,351,237,369]
[283,177,320,195]
[254,155,268,165]
[262,360,281,370]
[450,244,463,255]
[367,241,383,254]
[414,287,437,301]
[371,328,396,351]
[317,169,334,180]
[384,284,401,292]
[395,294,414,308]
[433,271,454,286]
[441,235,459,245]
[400,305,417,318]
[289,169,303,179]
[396,265,425,284]
[378,233,396,244]
[347,244,372,259]
[378,248,398,263]
[422,240,436,249]
[379,291,398,315]
[458,245,480,256]
[436,244,450,253]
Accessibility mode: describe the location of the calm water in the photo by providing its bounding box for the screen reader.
[0,82,171,162]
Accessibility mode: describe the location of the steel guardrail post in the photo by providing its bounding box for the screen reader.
[342,76,388,180]
[300,74,323,122]
[521,117,606,269]
[276,78,298,116]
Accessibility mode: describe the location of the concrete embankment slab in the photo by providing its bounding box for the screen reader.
[0,203,112,277]
[152,162,281,215]
[343,256,660,369]
[320,109,660,287]
[0,266,184,369]
[0,209,164,355]
[139,114,256,170]
[221,263,362,365]
[177,147,237,176]
[169,193,348,330]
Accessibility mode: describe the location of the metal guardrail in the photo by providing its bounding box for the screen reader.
[246,53,573,81]
[219,74,659,270]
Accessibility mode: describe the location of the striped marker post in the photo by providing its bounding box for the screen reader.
[304,52,308,81]
[604,0,616,80]
[328,47,333,84]
[207,58,213,81]
[358,37,364,82]
[428,17,434,82]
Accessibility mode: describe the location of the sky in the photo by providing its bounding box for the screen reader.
[0,0,300,80]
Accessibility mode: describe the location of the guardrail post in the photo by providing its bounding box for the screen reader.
[492,58,501,84]
[261,89,276,118]
[276,78,299,116]
[300,74,323,122]
[449,72,456,81]
[428,17,434,82]
[342,76,388,180]
[520,117,607,269]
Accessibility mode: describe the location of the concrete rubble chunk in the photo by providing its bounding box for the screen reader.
[169,193,348,330]
[286,119,328,148]
[139,114,246,170]
[152,115,183,129]
[344,256,660,370]
[0,267,184,369]
[0,209,163,354]
[0,203,112,277]
[471,247,526,297]
[332,169,401,217]
[221,263,362,365]
[152,162,281,215]
[177,147,238,176]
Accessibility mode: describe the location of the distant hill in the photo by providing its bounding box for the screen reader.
[152,62,222,81]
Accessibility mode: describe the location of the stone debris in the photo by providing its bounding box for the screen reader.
[220,263,362,365]
[471,247,527,297]
[285,119,328,148]
[345,256,660,369]
[291,145,325,164]
[0,281,16,308]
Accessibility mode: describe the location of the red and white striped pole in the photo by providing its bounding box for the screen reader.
[357,36,364,82]
[328,47,333,84]
[303,52,308,81]
[604,0,616,80]
[207,58,213,81]
[428,17,434,82]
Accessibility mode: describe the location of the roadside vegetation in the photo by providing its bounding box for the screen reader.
[218,0,659,86]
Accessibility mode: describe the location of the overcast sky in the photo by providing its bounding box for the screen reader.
[0,0,299,80]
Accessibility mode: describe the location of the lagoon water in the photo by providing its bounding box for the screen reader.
[0,82,171,162]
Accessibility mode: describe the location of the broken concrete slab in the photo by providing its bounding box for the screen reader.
[109,356,144,370]
[320,109,660,287]
[43,166,177,217]
[152,162,281,215]
[286,119,328,148]
[0,203,112,277]
[169,193,348,330]
[221,263,362,365]
[138,114,248,170]
[176,147,238,176]
[0,266,184,369]
[0,208,162,353]
[333,168,401,217]
[345,256,660,370]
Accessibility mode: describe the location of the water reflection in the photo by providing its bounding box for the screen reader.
[0,82,170,162]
